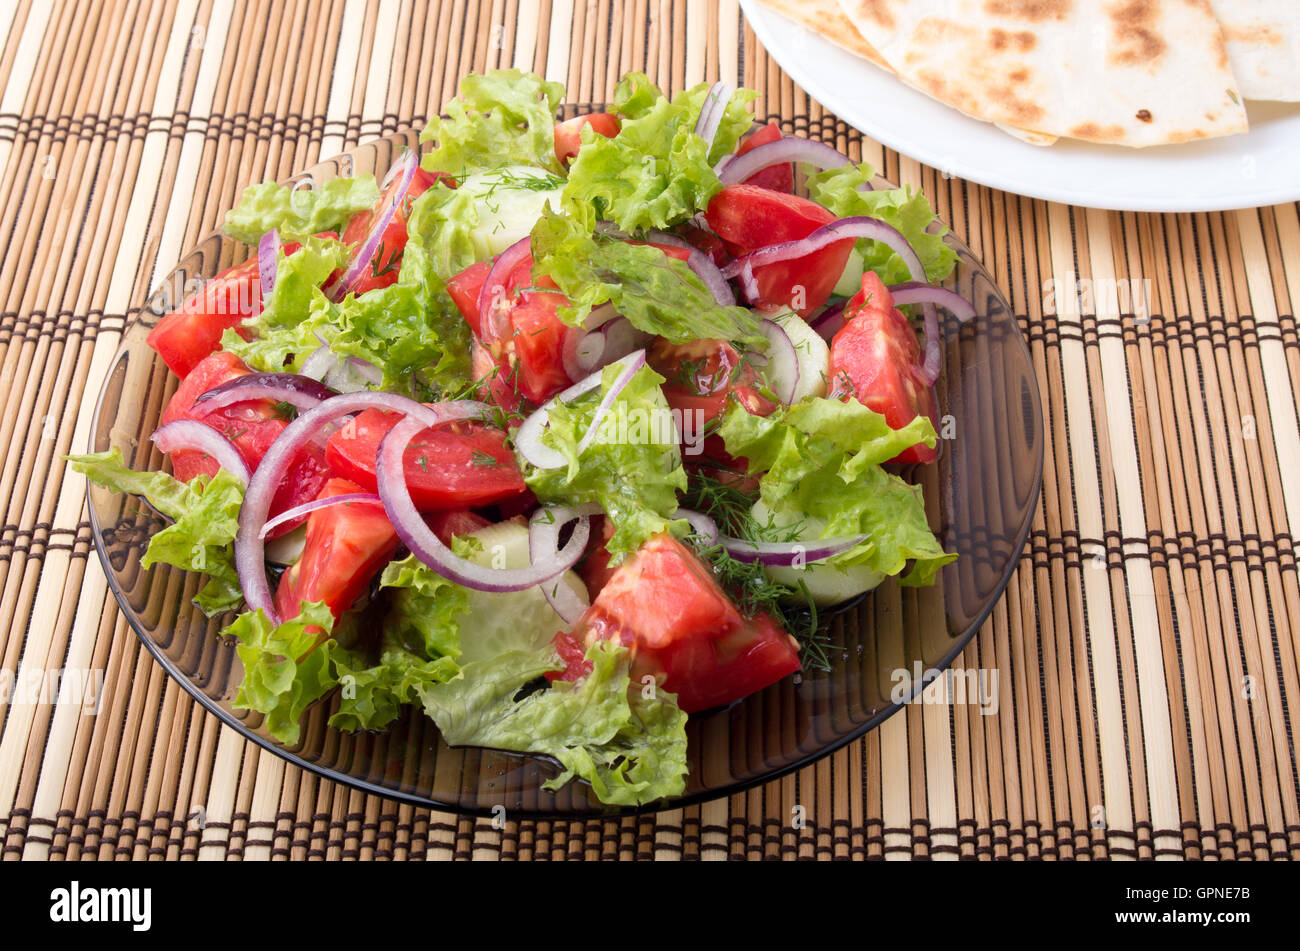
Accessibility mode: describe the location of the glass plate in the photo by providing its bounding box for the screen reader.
[86,125,1043,818]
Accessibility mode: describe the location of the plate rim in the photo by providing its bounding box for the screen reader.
[87,126,1045,819]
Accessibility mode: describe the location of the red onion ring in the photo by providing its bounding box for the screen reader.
[258,228,278,298]
[888,282,974,384]
[716,136,851,185]
[808,300,846,341]
[693,81,734,152]
[647,230,736,306]
[152,419,250,484]
[235,392,491,622]
[324,148,419,300]
[673,508,719,546]
[259,492,383,539]
[514,350,647,470]
[530,503,601,624]
[721,533,866,567]
[192,373,336,415]
[476,236,532,343]
[378,416,591,592]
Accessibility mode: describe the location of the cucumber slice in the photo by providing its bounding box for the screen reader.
[767,308,830,403]
[454,520,590,664]
[751,501,883,607]
[457,166,566,260]
[832,246,865,297]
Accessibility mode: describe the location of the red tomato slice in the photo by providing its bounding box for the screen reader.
[647,337,775,465]
[426,508,491,546]
[735,121,794,193]
[340,167,448,296]
[553,112,621,166]
[545,631,595,683]
[146,258,260,379]
[448,250,572,406]
[705,184,851,316]
[828,271,939,465]
[578,516,619,600]
[158,351,331,536]
[575,534,801,713]
[324,408,526,511]
[274,478,399,620]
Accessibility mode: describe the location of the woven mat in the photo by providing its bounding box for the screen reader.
[0,0,1297,861]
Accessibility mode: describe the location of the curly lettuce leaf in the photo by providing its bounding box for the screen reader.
[559,75,754,235]
[67,449,245,614]
[525,364,687,559]
[420,69,566,177]
[530,207,765,346]
[417,640,688,807]
[223,602,340,745]
[805,163,958,286]
[222,176,380,245]
[719,398,955,586]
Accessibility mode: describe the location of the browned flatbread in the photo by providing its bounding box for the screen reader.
[833,0,1248,147]
[754,0,890,68]
[1210,1,1300,102]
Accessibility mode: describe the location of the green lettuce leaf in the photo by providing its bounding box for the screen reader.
[417,640,688,807]
[67,449,245,614]
[223,602,340,745]
[525,364,687,559]
[220,234,347,373]
[530,207,765,345]
[805,162,958,286]
[420,69,566,177]
[719,398,955,586]
[222,176,380,245]
[560,74,755,234]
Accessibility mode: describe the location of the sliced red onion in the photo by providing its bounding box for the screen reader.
[888,282,974,384]
[476,236,532,342]
[717,136,850,185]
[258,228,278,298]
[324,148,418,300]
[758,318,800,405]
[235,393,491,622]
[575,350,646,455]
[809,300,846,341]
[721,533,866,567]
[693,81,734,152]
[530,504,601,624]
[673,508,718,546]
[152,420,250,484]
[193,373,336,415]
[562,314,650,381]
[299,342,336,381]
[722,215,936,377]
[378,416,590,591]
[722,216,925,287]
[560,302,618,381]
[660,231,735,307]
[324,356,382,393]
[514,350,647,470]
[259,492,382,539]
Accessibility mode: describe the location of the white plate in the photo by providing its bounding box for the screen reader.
[741,0,1300,211]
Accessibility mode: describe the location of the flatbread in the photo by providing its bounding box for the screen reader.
[834,0,1249,147]
[1209,1,1300,102]
[755,0,890,67]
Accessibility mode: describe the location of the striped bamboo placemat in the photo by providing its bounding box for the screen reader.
[0,0,1296,861]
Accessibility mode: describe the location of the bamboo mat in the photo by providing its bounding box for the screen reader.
[0,0,1296,861]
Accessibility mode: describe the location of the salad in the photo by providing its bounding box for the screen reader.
[72,70,970,807]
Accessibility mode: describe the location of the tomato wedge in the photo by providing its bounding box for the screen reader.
[553,112,621,166]
[828,271,939,465]
[575,534,802,713]
[447,248,572,405]
[734,121,794,193]
[158,351,331,536]
[339,167,448,297]
[146,258,260,379]
[705,184,851,316]
[324,408,526,511]
[274,478,399,620]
